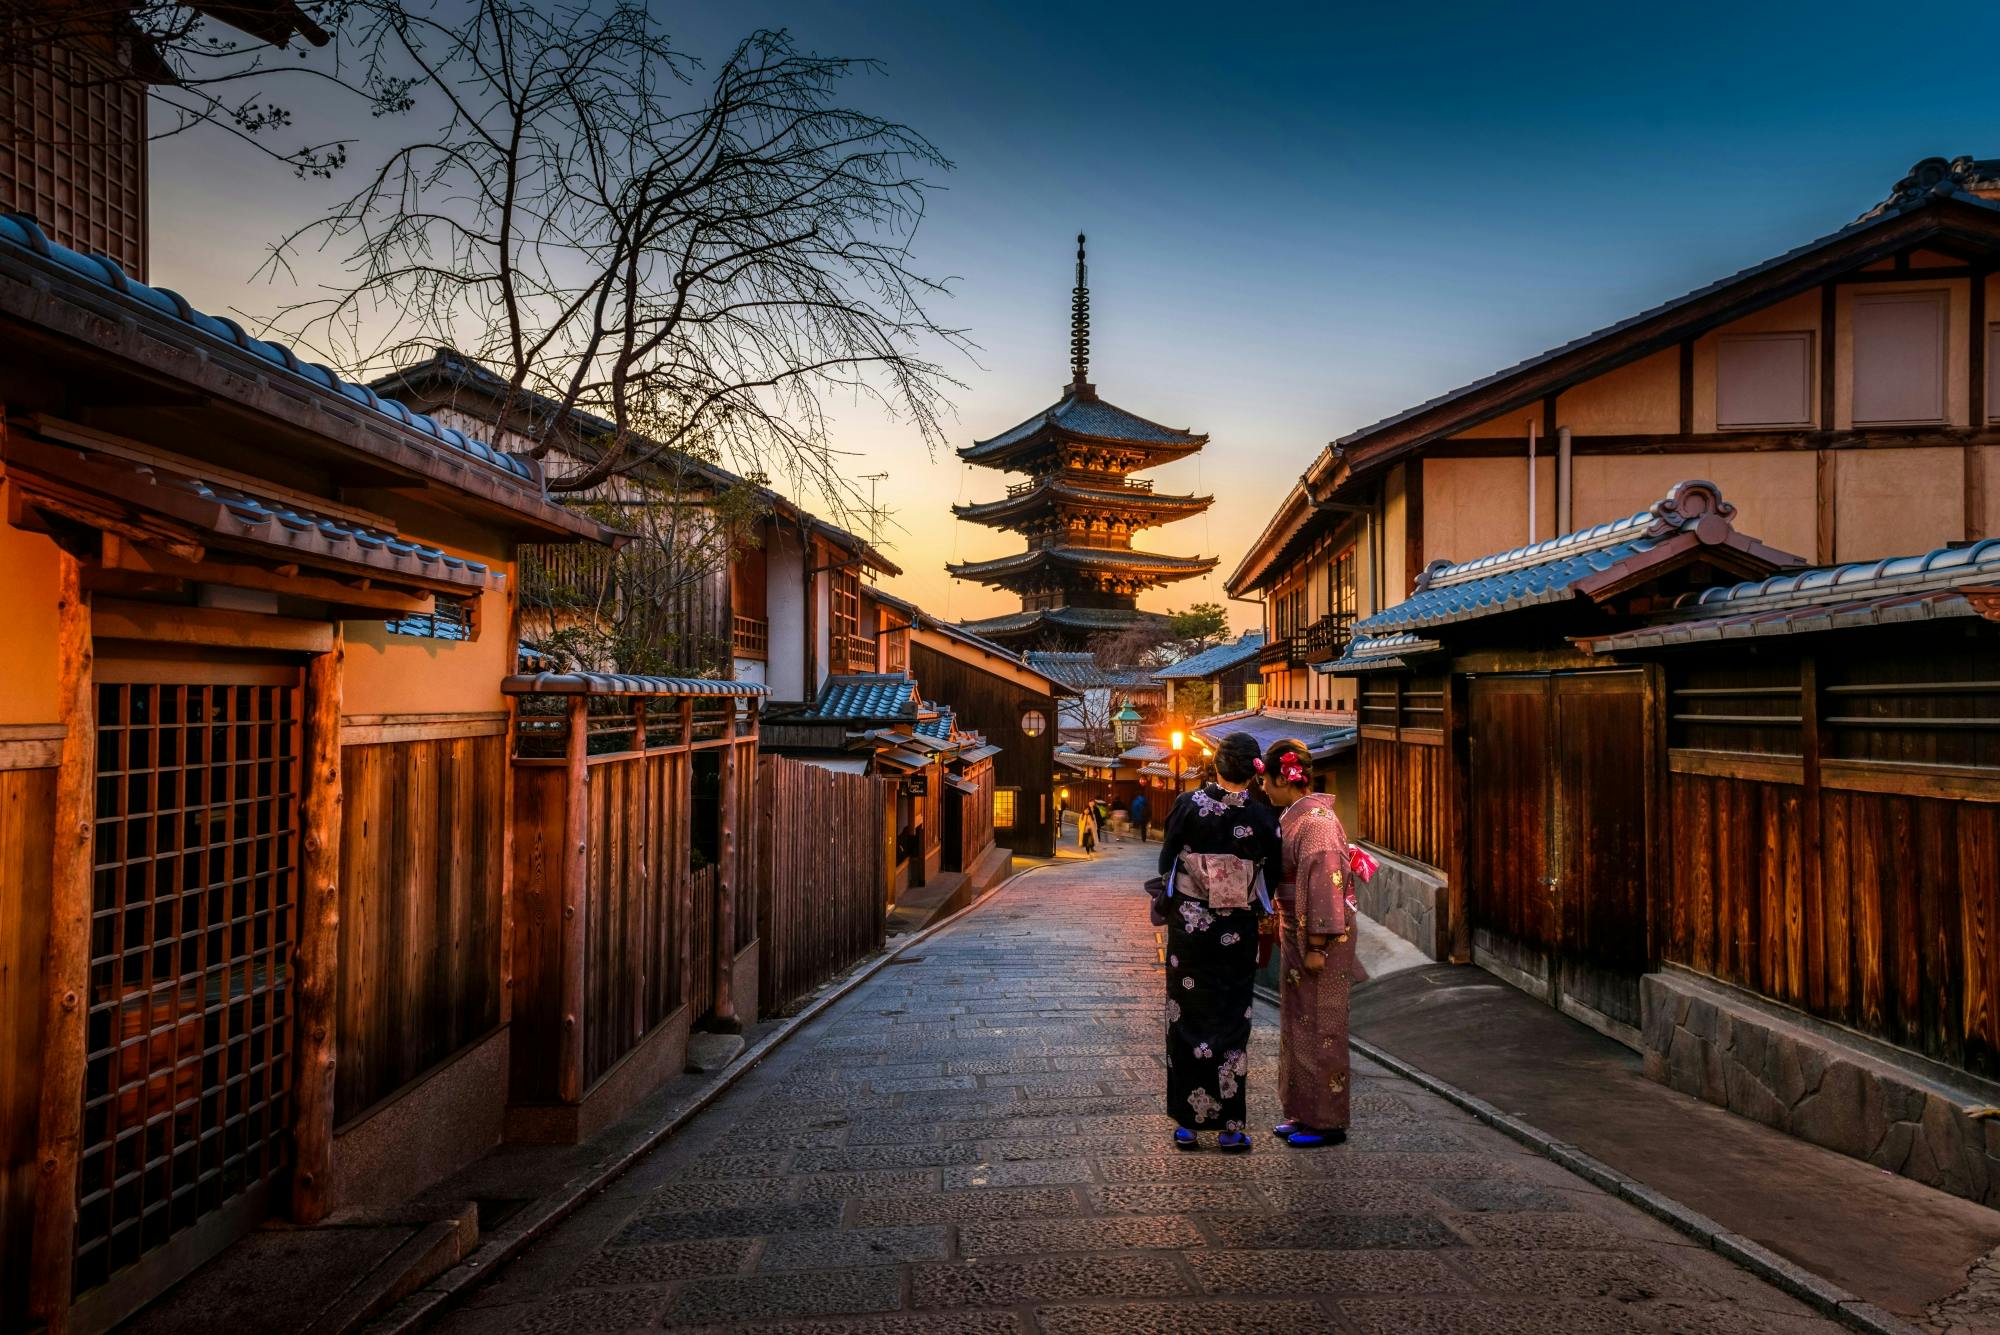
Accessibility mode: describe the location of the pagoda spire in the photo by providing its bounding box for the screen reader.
[1068,232,1091,394]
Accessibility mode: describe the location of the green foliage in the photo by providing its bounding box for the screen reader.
[1167,603,1229,650]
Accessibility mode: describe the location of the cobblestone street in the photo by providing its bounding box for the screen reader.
[438,840,1844,1334]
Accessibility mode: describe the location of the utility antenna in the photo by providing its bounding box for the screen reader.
[860,471,889,550]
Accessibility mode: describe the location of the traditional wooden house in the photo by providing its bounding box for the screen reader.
[1332,479,2000,1206]
[1152,631,1266,716]
[373,350,899,694]
[870,592,1063,858]
[0,202,668,1331]
[1230,154,2000,718]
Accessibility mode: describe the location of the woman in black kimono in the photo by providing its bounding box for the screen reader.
[1157,732,1282,1151]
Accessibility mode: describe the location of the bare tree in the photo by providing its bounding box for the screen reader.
[260,0,964,511]
[0,0,414,177]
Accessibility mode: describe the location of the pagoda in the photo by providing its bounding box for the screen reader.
[949,236,1217,649]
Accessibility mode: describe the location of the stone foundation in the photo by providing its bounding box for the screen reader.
[1355,843,1446,960]
[1641,969,2000,1208]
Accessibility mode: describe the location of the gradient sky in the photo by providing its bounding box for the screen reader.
[152,0,2000,630]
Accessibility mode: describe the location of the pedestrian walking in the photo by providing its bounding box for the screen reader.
[1260,738,1372,1148]
[1156,732,1281,1152]
[1080,803,1098,856]
[1129,790,1150,842]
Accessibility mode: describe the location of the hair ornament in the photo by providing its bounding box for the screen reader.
[1252,757,1265,774]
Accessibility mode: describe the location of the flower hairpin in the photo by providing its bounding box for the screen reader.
[1278,750,1308,785]
[1252,757,1266,774]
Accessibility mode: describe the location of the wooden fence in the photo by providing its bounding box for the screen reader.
[504,676,762,1111]
[757,755,895,1014]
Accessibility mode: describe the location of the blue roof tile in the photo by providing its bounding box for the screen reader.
[796,674,922,722]
[1152,632,1266,681]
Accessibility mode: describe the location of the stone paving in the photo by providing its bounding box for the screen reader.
[436,838,1844,1334]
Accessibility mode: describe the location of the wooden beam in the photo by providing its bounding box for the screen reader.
[1678,340,1695,436]
[291,629,343,1223]
[1971,273,1988,542]
[91,598,334,653]
[558,695,589,1103]
[1443,671,1471,964]
[0,723,64,771]
[1800,654,1824,1011]
[339,712,508,747]
[1402,458,1423,598]
[1816,450,1838,564]
[103,538,436,616]
[712,738,741,1032]
[28,554,93,1333]
[1819,283,1838,431]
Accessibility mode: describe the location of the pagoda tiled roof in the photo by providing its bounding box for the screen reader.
[952,475,1213,529]
[1023,651,1159,692]
[948,546,1218,585]
[960,386,1207,467]
[958,606,1171,642]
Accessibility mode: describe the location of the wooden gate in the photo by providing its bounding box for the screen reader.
[1468,670,1652,1036]
[77,656,301,1318]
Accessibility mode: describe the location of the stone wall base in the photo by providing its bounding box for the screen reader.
[1641,969,2000,1208]
[1355,843,1446,960]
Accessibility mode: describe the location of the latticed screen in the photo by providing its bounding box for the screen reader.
[1,48,148,279]
[79,674,299,1294]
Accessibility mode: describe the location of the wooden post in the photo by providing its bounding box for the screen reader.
[1443,669,1472,964]
[676,698,695,1014]
[292,627,344,1223]
[558,695,589,1102]
[712,733,740,1032]
[29,553,93,1333]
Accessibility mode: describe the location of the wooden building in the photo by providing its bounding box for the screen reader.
[0,205,627,1332]
[1230,154,2000,718]
[374,349,899,694]
[1152,632,1266,717]
[1333,479,2000,1206]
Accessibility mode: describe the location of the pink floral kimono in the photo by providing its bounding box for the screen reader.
[1275,793,1358,1132]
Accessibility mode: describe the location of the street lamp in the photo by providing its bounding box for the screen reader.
[1169,728,1186,792]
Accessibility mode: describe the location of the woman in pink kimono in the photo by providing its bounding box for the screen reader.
[1260,739,1363,1147]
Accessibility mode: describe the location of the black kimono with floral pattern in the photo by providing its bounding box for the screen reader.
[1157,783,1283,1132]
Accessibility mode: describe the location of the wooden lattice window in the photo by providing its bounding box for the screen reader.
[993,788,1018,829]
[831,569,859,642]
[1,47,148,279]
[79,668,300,1297]
[1668,660,1803,757]
[1327,547,1356,621]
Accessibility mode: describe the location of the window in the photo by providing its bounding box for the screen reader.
[1717,332,1814,428]
[1244,681,1261,711]
[1019,708,1047,738]
[831,568,859,641]
[993,788,1018,829]
[385,600,473,641]
[1326,547,1357,620]
[1852,291,1947,425]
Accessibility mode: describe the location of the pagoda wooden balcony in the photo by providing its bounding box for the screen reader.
[1301,613,1355,666]
[1006,474,1157,498]
[732,614,768,659]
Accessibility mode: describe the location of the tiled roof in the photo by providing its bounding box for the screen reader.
[1153,632,1266,680]
[1586,537,2000,652]
[948,545,1217,583]
[1319,631,1442,675]
[1024,652,1160,692]
[0,216,532,481]
[1354,481,1796,637]
[797,673,923,722]
[953,478,1212,528]
[1192,709,1356,762]
[962,389,1207,463]
[502,673,768,697]
[1119,743,1171,764]
[959,606,1170,639]
[915,705,955,741]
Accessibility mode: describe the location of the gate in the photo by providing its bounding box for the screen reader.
[76,656,300,1319]
[1468,670,1652,1037]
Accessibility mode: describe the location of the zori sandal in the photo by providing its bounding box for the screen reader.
[1172,1128,1201,1151]
[1217,1131,1253,1153]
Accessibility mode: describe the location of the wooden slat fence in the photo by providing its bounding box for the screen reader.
[1357,733,1447,869]
[758,755,894,1015]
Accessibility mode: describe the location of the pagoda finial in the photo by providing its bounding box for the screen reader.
[1068,232,1091,393]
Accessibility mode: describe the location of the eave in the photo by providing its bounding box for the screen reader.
[947,546,1219,586]
[952,478,1214,530]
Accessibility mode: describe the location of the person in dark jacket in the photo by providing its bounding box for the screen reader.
[1155,732,1282,1151]
[1129,790,1151,842]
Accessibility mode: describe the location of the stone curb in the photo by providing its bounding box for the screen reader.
[365,858,1041,1335]
[1344,1031,1926,1335]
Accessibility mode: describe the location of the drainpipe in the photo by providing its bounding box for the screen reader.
[1526,418,1539,545]
[1556,426,1573,533]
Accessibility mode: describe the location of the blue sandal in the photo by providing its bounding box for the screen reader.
[1283,1127,1347,1148]
[1273,1120,1303,1138]
[1172,1128,1201,1151]
[1217,1131,1252,1153]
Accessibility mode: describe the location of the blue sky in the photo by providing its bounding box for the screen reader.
[154,0,2000,625]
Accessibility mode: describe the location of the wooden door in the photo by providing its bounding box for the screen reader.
[1468,676,1557,994]
[1551,672,1650,1030]
[75,655,301,1324]
[1468,671,1651,1036]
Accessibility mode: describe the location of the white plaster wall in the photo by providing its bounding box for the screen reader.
[767,530,806,701]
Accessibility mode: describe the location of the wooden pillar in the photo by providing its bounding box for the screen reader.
[557,695,589,1102]
[676,698,695,1013]
[292,628,344,1223]
[29,554,93,1333]
[1443,669,1472,964]
[712,732,741,1032]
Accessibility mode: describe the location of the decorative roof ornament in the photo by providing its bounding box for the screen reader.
[1643,478,1736,541]
[1069,232,1092,393]
[1886,156,1977,212]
